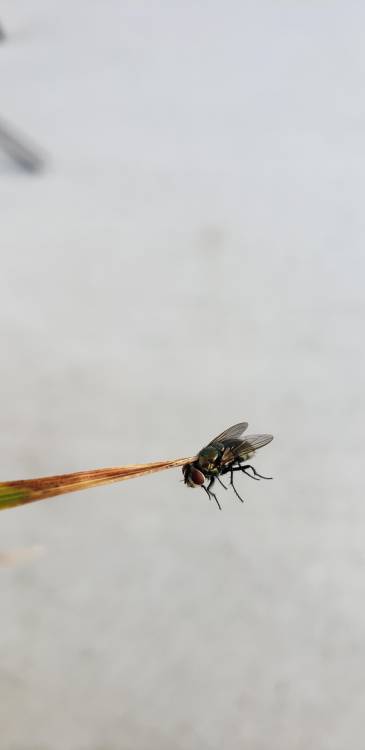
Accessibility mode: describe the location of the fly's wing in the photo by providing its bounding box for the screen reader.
[221,434,273,464]
[209,422,249,445]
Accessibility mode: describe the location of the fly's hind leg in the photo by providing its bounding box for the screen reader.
[241,464,272,480]
[219,461,272,503]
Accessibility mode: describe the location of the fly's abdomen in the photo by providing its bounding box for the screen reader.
[239,450,255,462]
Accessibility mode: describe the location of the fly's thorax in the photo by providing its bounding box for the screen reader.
[182,463,205,488]
[196,443,223,475]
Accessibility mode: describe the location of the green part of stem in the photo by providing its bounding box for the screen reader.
[0,486,29,510]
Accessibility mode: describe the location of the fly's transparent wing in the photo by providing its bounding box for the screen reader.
[220,434,273,464]
[239,434,273,451]
[210,422,249,444]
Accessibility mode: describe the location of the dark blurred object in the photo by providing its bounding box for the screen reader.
[0,23,5,42]
[0,117,45,173]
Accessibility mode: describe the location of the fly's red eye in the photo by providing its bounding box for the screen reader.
[190,467,205,486]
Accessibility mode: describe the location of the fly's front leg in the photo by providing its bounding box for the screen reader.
[206,477,222,510]
[202,485,212,502]
[217,476,228,490]
[201,480,222,510]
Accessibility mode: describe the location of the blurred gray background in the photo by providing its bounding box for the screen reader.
[1,2,364,748]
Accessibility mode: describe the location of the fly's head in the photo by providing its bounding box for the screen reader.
[182,463,205,488]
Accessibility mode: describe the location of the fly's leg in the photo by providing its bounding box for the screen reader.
[201,481,222,510]
[223,463,270,481]
[240,464,272,481]
[202,485,212,502]
[205,477,222,510]
[229,467,244,503]
[218,463,244,501]
[240,464,260,481]
[219,462,272,502]
[217,476,228,490]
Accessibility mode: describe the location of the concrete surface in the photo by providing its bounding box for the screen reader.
[1,2,365,748]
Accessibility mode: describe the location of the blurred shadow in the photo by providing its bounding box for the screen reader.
[0,117,45,173]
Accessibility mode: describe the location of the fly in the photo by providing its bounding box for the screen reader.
[182,422,273,509]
